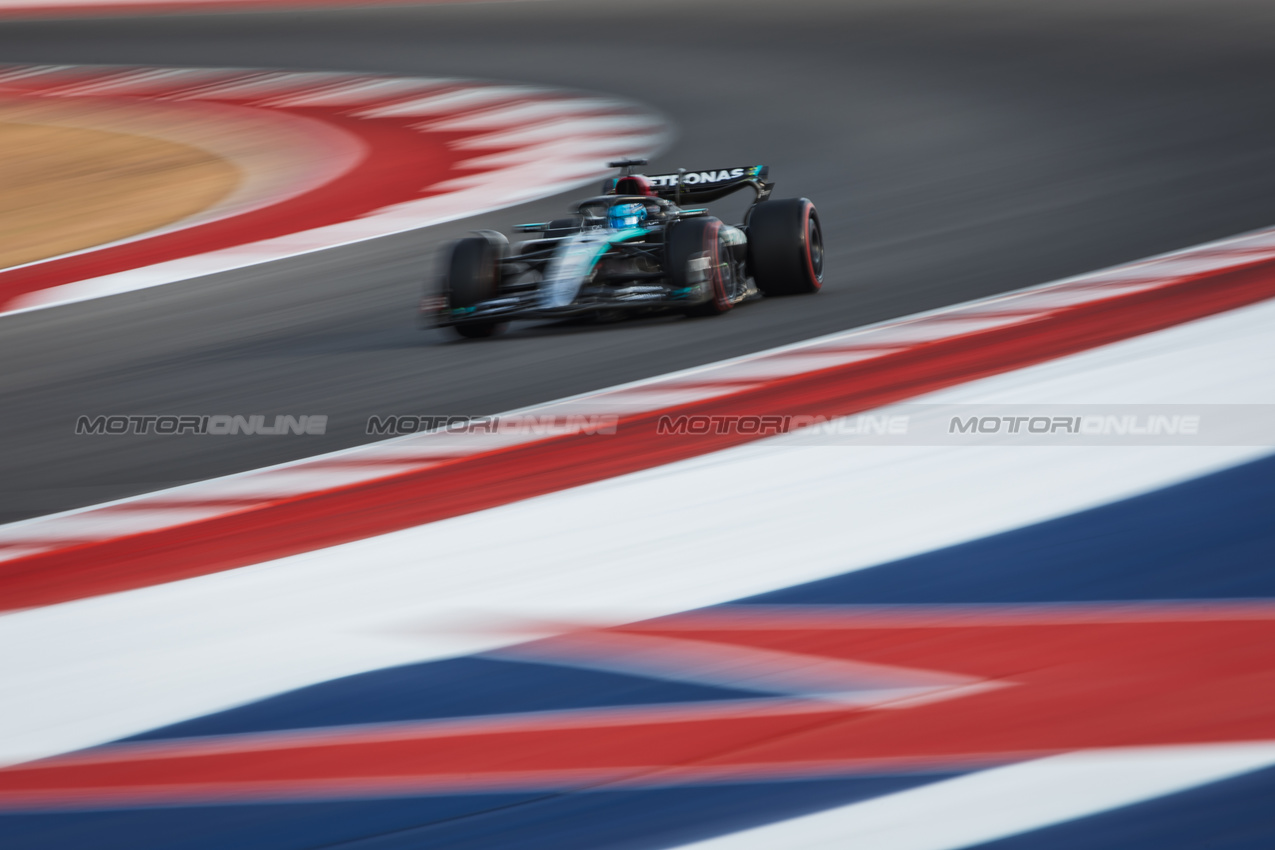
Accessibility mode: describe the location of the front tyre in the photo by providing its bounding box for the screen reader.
[453,321,503,339]
[747,198,824,296]
[667,217,734,317]
[444,231,508,339]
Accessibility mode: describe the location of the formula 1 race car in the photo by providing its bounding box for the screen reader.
[421,160,823,338]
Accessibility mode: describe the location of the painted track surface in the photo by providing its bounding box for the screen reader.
[2,0,1275,522]
[2,293,1272,845]
[3,2,1275,846]
[4,222,1275,606]
[0,63,668,312]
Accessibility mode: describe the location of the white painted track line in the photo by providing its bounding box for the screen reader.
[679,743,1275,850]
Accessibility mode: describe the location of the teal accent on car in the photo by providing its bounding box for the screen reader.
[540,227,649,310]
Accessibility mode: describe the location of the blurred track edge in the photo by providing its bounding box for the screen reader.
[2,221,1275,609]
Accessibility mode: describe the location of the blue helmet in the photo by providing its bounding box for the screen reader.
[608,202,647,230]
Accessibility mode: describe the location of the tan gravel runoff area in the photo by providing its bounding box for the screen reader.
[0,120,240,270]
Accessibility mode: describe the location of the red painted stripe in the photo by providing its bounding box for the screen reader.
[0,755,1029,809]
[2,260,1273,612]
[0,612,1270,805]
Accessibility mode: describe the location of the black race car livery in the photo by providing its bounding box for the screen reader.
[422,160,823,338]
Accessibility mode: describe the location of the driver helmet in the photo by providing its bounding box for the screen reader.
[608,202,647,230]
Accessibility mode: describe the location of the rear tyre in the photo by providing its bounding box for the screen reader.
[747,198,823,296]
[667,217,733,317]
[444,232,508,339]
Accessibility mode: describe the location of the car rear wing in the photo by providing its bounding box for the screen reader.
[645,165,773,204]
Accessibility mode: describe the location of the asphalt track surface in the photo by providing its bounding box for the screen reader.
[1,0,1274,524]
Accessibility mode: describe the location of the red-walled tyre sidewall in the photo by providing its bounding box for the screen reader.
[669,217,733,316]
[748,198,823,296]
